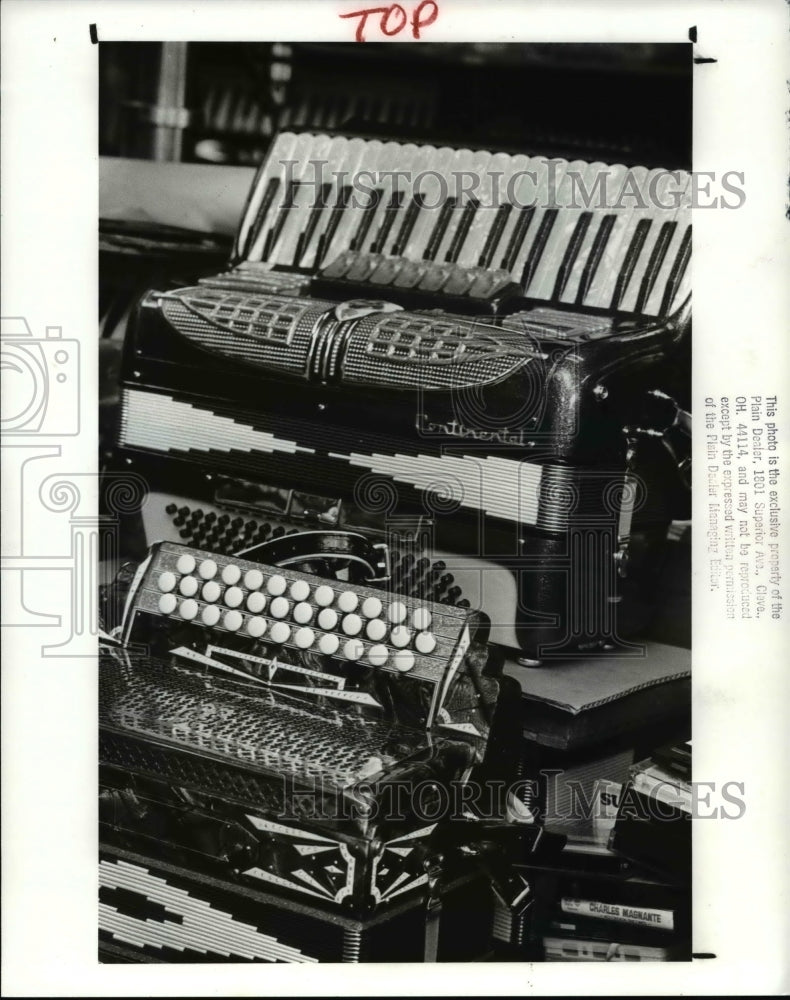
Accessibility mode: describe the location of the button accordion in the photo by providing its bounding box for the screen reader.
[100,540,519,960]
[114,129,691,660]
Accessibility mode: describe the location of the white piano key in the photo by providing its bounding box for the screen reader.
[605,166,668,311]
[488,154,534,271]
[239,131,298,260]
[525,159,588,301]
[380,143,424,257]
[353,139,404,253]
[583,164,650,310]
[316,137,370,266]
[507,161,565,289]
[249,131,318,262]
[455,151,512,268]
[433,148,489,263]
[401,146,456,261]
[272,132,335,267]
[295,133,349,269]
[643,171,691,316]
[344,140,392,253]
[665,222,692,316]
[619,170,682,313]
[371,142,420,255]
[557,161,614,303]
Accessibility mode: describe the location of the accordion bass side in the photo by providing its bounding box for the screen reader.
[115,129,691,660]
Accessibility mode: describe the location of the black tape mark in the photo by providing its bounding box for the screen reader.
[692,952,717,959]
[694,56,718,64]
[688,25,697,42]
[89,23,99,44]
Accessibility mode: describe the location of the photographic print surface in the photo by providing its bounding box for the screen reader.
[96,39,693,965]
[2,2,787,996]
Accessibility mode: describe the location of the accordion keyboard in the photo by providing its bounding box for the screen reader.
[227,131,691,318]
[122,541,480,686]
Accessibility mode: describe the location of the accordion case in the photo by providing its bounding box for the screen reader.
[114,129,691,659]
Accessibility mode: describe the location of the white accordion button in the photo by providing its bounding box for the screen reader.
[223,610,243,632]
[412,607,432,631]
[293,602,313,624]
[202,580,221,603]
[158,593,177,614]
[157,571,176,593]
[342,613,363,636]
[224,586,243,608]
[317,607,338,631]
[367,644,389,666]
[201,605,220,627]
[361,596,383,619]
[198,559,218,580]
[388,601,407,624]
[393,649,416,672]
[176,553,196,575]
[179,598,198,620]
[318,632,340,656]
[246,591,266,614]
[343,638,364,660]
[246,616,267,638]
[366,618,388,642]
[267,574,287,596]
[270,596,290,619]
[221,563,241,585]
[390,625,411,648]
[244,568,264,591]
[289,579,310,602]
[179,576,199,597]
[314,584,334,607]
[415,631,437,654]
[269,621,291,644]
[337,590,359,613]
[294,627,315,649]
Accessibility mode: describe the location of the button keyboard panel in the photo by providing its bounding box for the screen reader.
[122,542,481,688]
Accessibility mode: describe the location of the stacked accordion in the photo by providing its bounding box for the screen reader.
[101,127,691,961]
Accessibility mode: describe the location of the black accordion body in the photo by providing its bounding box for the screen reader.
[114,129,691,660]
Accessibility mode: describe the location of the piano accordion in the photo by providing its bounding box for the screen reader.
[114,128,691,660]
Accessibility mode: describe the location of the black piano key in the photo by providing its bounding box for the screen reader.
[575,214,616,306]
[422,197,457,262]
[519,209,558,293]
[369,189,405,254]
[315,185,353,268]
[478,204,512,269]
[634,221,677,314]
[294,182,332,267]
[609,218,652,311]
[262,177,299,260]
[348,188,383,252]
[659,224,692,316]
[551,212,593,301]
[391,193,424,256]
[499,205,535,273]
[242,176,280,258]
[444,198,479,264]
